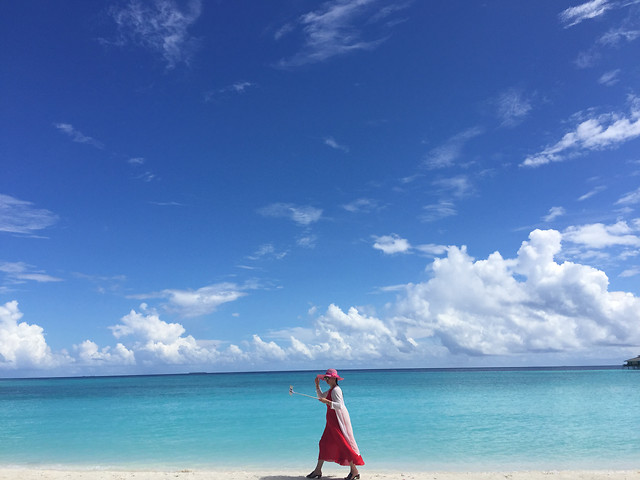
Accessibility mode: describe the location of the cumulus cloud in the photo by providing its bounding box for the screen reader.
[393,229,640,355]
[0,301,69,369]
[559,0,612,28]
[0,194,59,235]
[110,307,218,364]
[276,0,408,67]
[133,283,248,317]
[109,0,202,69]
[7,226,640,374]
[373,234,411,254]
[74,340,135,366]
[251,334,287,361]
[522,96,640,167]
[274,228,640,363]
[258,203,323,226]
[563,220,640,248]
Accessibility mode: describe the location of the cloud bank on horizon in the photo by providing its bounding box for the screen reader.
[1,0,640,376]
[2,227,640,375]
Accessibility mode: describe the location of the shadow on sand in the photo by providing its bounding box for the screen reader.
[260,477,339,480]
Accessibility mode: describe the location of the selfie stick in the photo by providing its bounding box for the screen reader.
[289,385,318,399]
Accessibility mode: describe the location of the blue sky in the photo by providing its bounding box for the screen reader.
[2,0,640,377]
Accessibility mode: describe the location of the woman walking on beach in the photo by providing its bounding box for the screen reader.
[306,369,364,480]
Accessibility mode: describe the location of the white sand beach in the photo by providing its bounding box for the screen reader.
[0,469,638,480]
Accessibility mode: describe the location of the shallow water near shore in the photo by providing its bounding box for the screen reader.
[0,367,638,471]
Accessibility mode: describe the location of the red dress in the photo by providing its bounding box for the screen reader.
[318,387,365,466]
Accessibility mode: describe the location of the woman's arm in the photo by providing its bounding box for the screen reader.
[320,386,344,409]
[314,376,324,397]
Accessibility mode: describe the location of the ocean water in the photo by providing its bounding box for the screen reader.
[0,367,638,471]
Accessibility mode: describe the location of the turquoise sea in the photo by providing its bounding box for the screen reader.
[0,367,638,472]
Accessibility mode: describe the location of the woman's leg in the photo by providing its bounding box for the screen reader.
[307,459,324,477]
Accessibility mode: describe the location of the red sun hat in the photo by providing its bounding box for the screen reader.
[317,368,344,380]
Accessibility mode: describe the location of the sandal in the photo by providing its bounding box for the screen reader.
[306,472,322,479]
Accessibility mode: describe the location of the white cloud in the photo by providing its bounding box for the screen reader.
[420,200,457,222]
[373,234,411,254]
[127,157,157,183]
[620,266,640,277]
[0,262,63,284]
[599,27,640,45]
[574,48,601,69]
[324,137,349,152]
[109,0,202,69]
[228,81,254,93]
[74,340,135,366]
[599,69,621,86]
[616,186,640,205]
[394,229,640,355]
[134,283,248,318]
[559,0,612,28]
[276,0,408,67]
[205,81,256,102]
[7,225,640,373]
[563,221,640,248]
[522,96,640,167]
[252,334,287,361]
[414,244,448,256]
[54,123,104,148]
[544,206,566,222]
[432,175,473,199]
[423,127,484,169]
[372,234,447,257]
[578,186,606,201]
[0,301,69,369]
[274,304,412,362]
[297,233,317,249]
[0,194,59,235]
[495,88,533,127]
[110,307,218,364]
[247,243,288,261]
[258,203,323,226]
[342,198,379,213]
[281,228,640,362]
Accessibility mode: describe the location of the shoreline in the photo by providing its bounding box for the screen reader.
[0,468,638,480]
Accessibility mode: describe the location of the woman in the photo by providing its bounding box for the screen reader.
[306,369,364,480]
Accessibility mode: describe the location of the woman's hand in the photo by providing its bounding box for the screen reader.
[318,397,330,405]
[314,376,320,387]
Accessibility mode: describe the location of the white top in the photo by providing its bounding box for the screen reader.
[316,384,360,455]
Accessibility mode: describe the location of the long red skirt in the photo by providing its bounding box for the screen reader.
[318,395,365,466]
